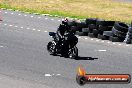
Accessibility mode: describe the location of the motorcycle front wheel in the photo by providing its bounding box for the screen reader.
[69,46,78,59]
[47,41,56,55]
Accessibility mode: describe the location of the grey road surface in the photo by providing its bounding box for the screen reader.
[0,9,132,88]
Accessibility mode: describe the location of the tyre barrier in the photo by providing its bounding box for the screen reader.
[60,18,132,44]
[76,22,88,32]
[67,20,77,26]
[124,26,132,44]
[114,22,128,33]
[98,34,109,40]
[109,36,123,42]
[112,27,126,38]
[85,18,97,25]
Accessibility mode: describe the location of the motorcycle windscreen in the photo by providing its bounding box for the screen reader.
[49,32,56,36]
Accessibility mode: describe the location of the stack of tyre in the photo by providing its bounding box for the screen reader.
[75,21,88,36]
[67,20,88,36]
[110,22,129,42]
[94,20,115,40]
[124,24,132,44]
[66,18,131,44]
[75,18,115,40]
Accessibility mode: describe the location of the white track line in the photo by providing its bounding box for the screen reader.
[91,39,94,40]
[9,25,13,27]
[44,31,48,32]
[44,74,52,77]
[45,18,48,20]
[101,41,104,43]
[14,26,18,28]
[20,27,24,29]
[126,45,129,47]
[98,50,107,52]
[32,29,36,31]
[26,28,30,30]
[107,41,110,44]
[56,74,61,76]
[0,46,4,48]
[85,38,88,39]
[4,24,7,26]
[118,44,122,46]
[96,40,99,42]
[51,19,54,21]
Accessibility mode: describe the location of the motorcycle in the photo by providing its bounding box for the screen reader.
[47,30,78,59]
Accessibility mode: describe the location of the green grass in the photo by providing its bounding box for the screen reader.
[0,0,132,23]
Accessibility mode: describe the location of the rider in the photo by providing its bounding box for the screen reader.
[57,18,69,36]
[56,18,79,40]
[54,18,71,56]
[55,18,79,57]
[56,18,70,42]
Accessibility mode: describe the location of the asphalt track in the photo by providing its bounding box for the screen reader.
[0,9,132,88]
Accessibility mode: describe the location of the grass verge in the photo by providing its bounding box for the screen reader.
[0,0,132,23]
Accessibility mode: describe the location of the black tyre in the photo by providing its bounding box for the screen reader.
[128,32,132,36]
[112,27,126,38]
[96,21,115,26]
[127,35,132,39]
[70,26,78,32]
[98,26,112,32]
[93,29,99,34]
[114,22,129,33]
[88,33,96,38]
[103,31,113,37]
[98,26,108,35]
[77,22,87,28]
[85,18,97,25]
[82,28,89,33]
[69,46,78,59]
[127,33,132,39]
[67,21,77,26]
[77,22,87,32]
[97,34,109,40]
[76,75,87,86]
[76,31,88,36]
[109,36,124,42]
[92,29,99,37]
[128,28,132,33]
[47,41,56,55]
[125,39,131,44]
[88,24,97,33]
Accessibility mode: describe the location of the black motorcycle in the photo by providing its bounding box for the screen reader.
[47,30,78,59]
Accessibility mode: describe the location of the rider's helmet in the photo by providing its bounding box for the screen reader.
[62,18,69,25]
[58,24,67,36]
